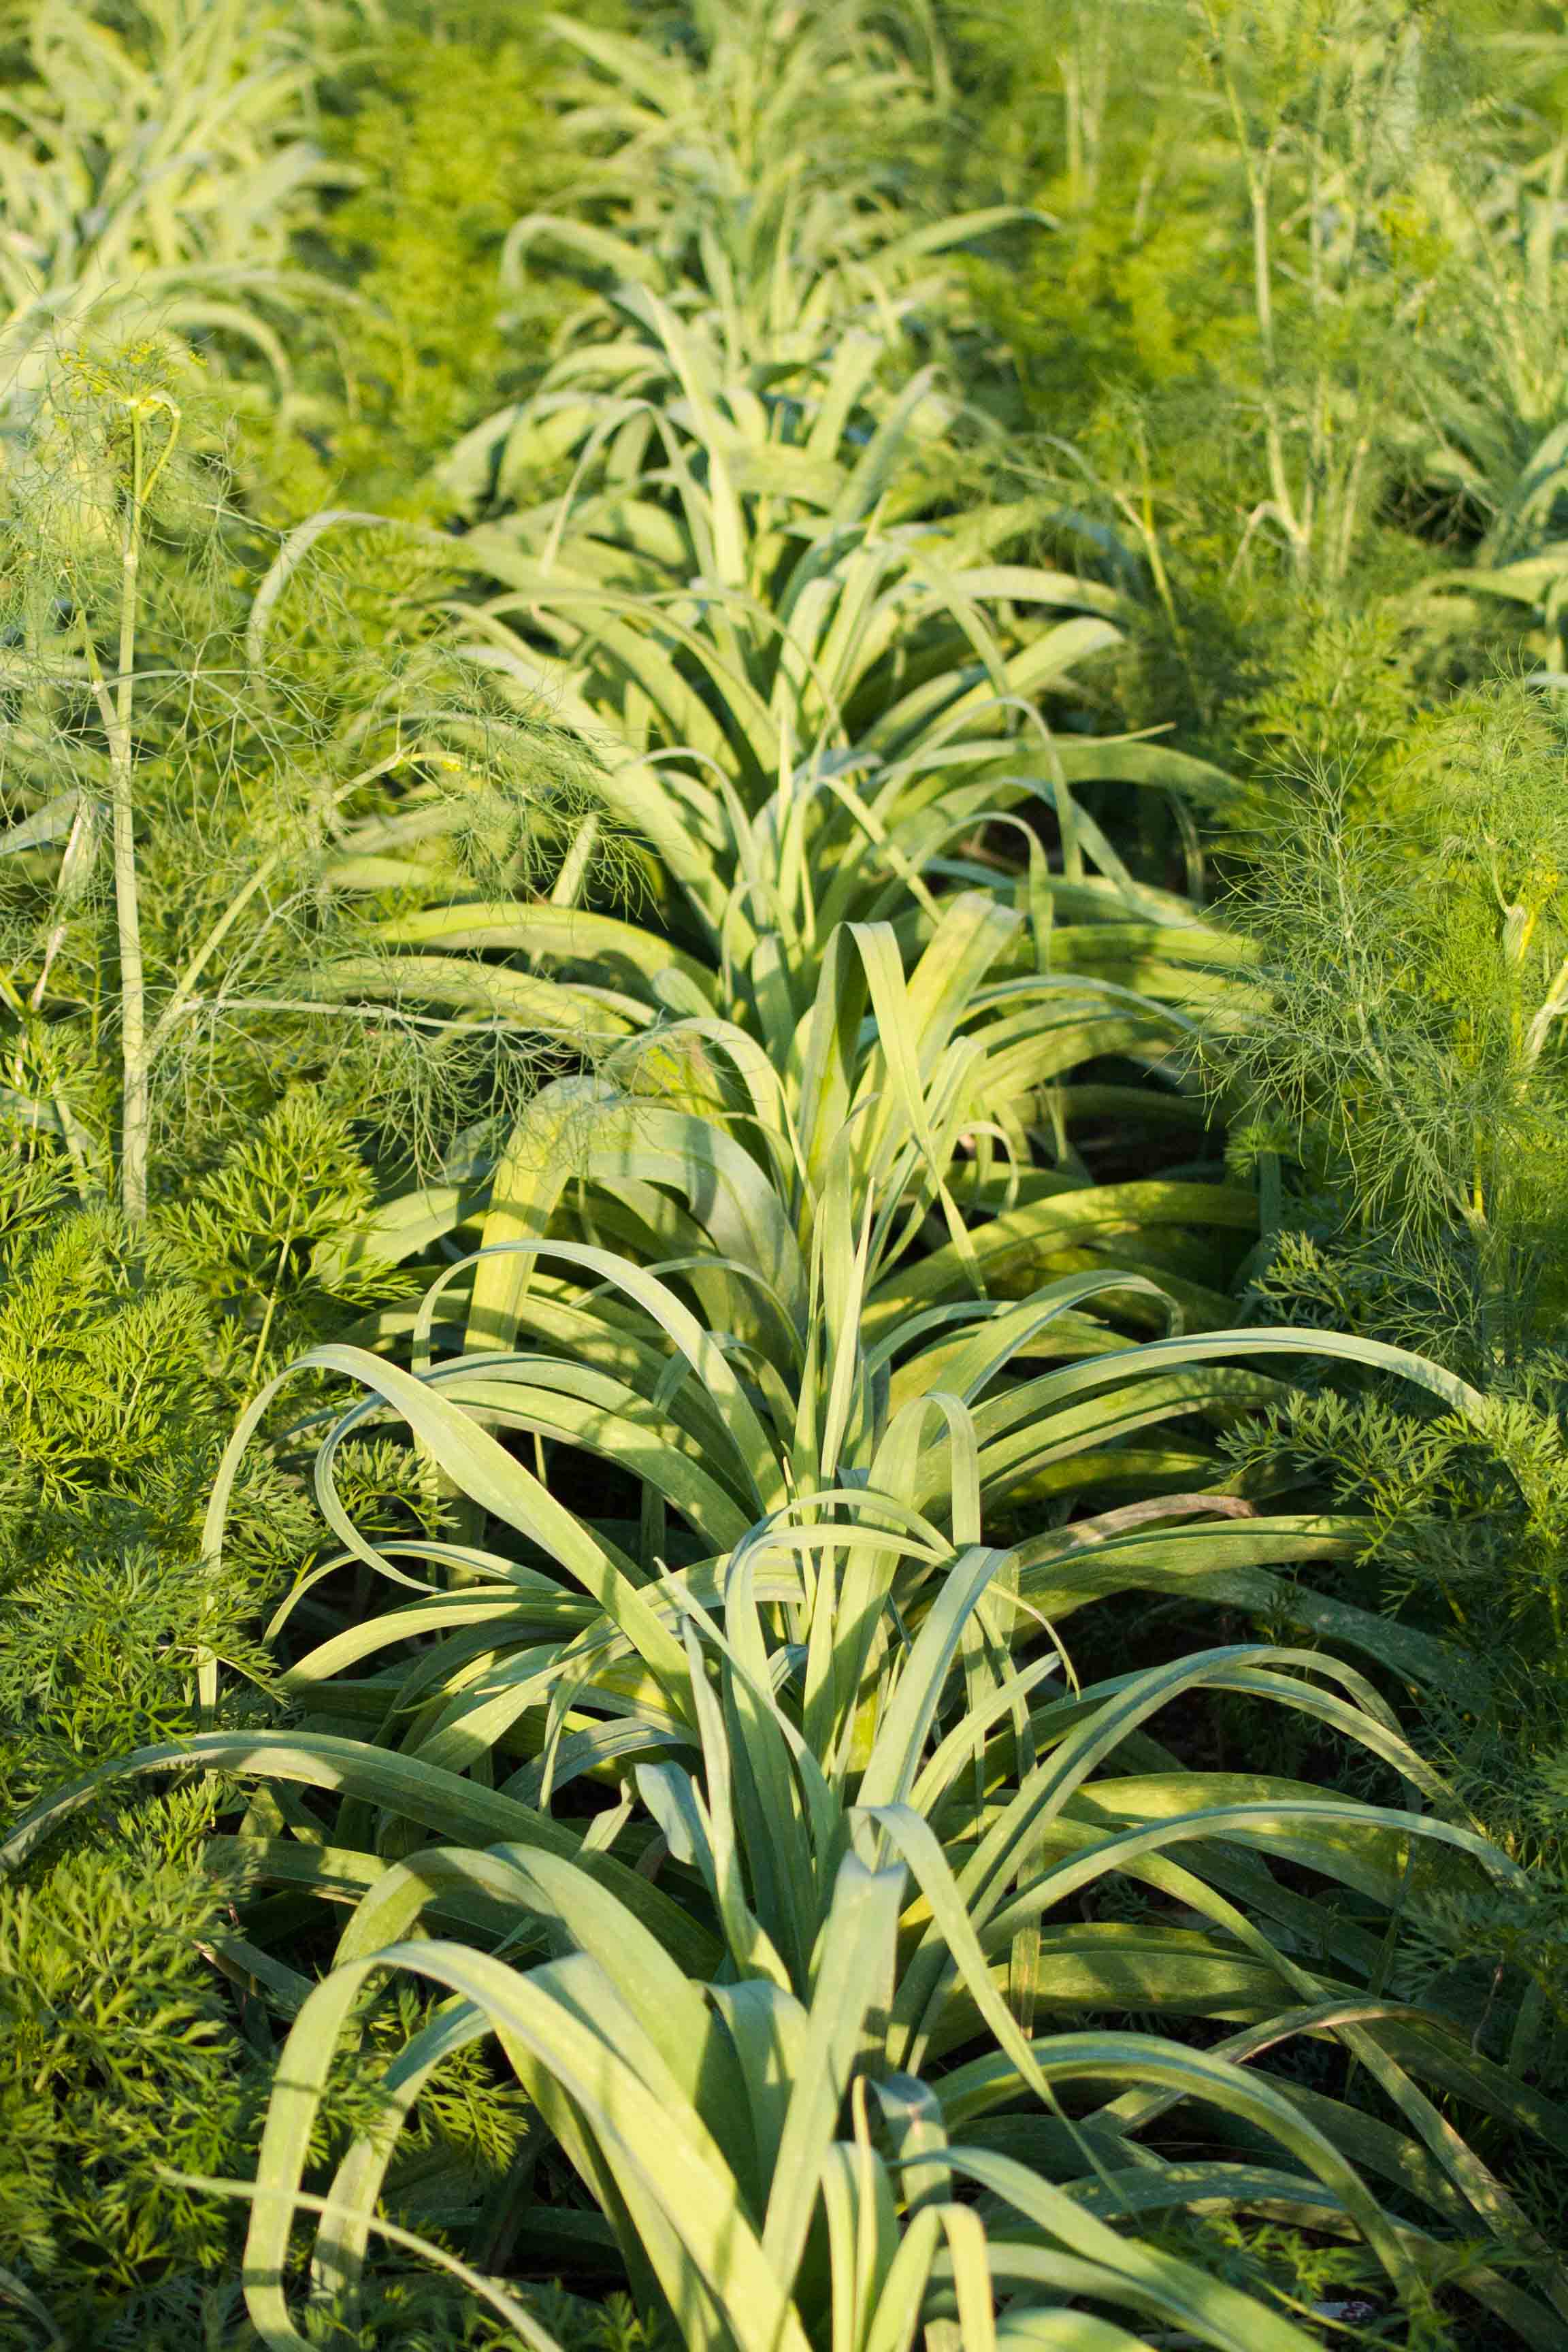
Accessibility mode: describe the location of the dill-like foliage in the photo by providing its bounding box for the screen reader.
[0,1199,308,1812]
[1203,674,1568,1360]
[286,6,623,512]
[1,340,632,1219]
[0,1810,267,2351]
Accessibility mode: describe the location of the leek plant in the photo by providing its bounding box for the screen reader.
[468,0,968,380]
[287,242,1252,1296]
[14,1220,1567,2345]
[24,911,1539,2342]
[0,0,355,427]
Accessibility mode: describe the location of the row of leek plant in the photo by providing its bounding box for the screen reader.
[281,148,1250,1285]
[8,3,1568,2345]
[13,1104,1568,2345]
[190,3,1568,2338]
[0,0,358,429]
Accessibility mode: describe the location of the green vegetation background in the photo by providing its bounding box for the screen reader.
[8,2,1568,2347]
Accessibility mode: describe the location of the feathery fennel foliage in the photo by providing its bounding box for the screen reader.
[0,340,629,1222]
[1205,672,1568,1350]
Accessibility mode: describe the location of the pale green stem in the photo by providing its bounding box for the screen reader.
[1522,949,1568,1066]
[75,393,182,1224]
[27,798,95,1013]
[250,1194,301,1385]
[1248,152,1305,565]
[109,412,149,1222]
[1060,48,1083,208]
[1209,18,1301,566]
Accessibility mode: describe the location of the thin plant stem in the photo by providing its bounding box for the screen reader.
[250,1192,300,1386]
[84,389,181,1224]
[112,410,149,1220]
